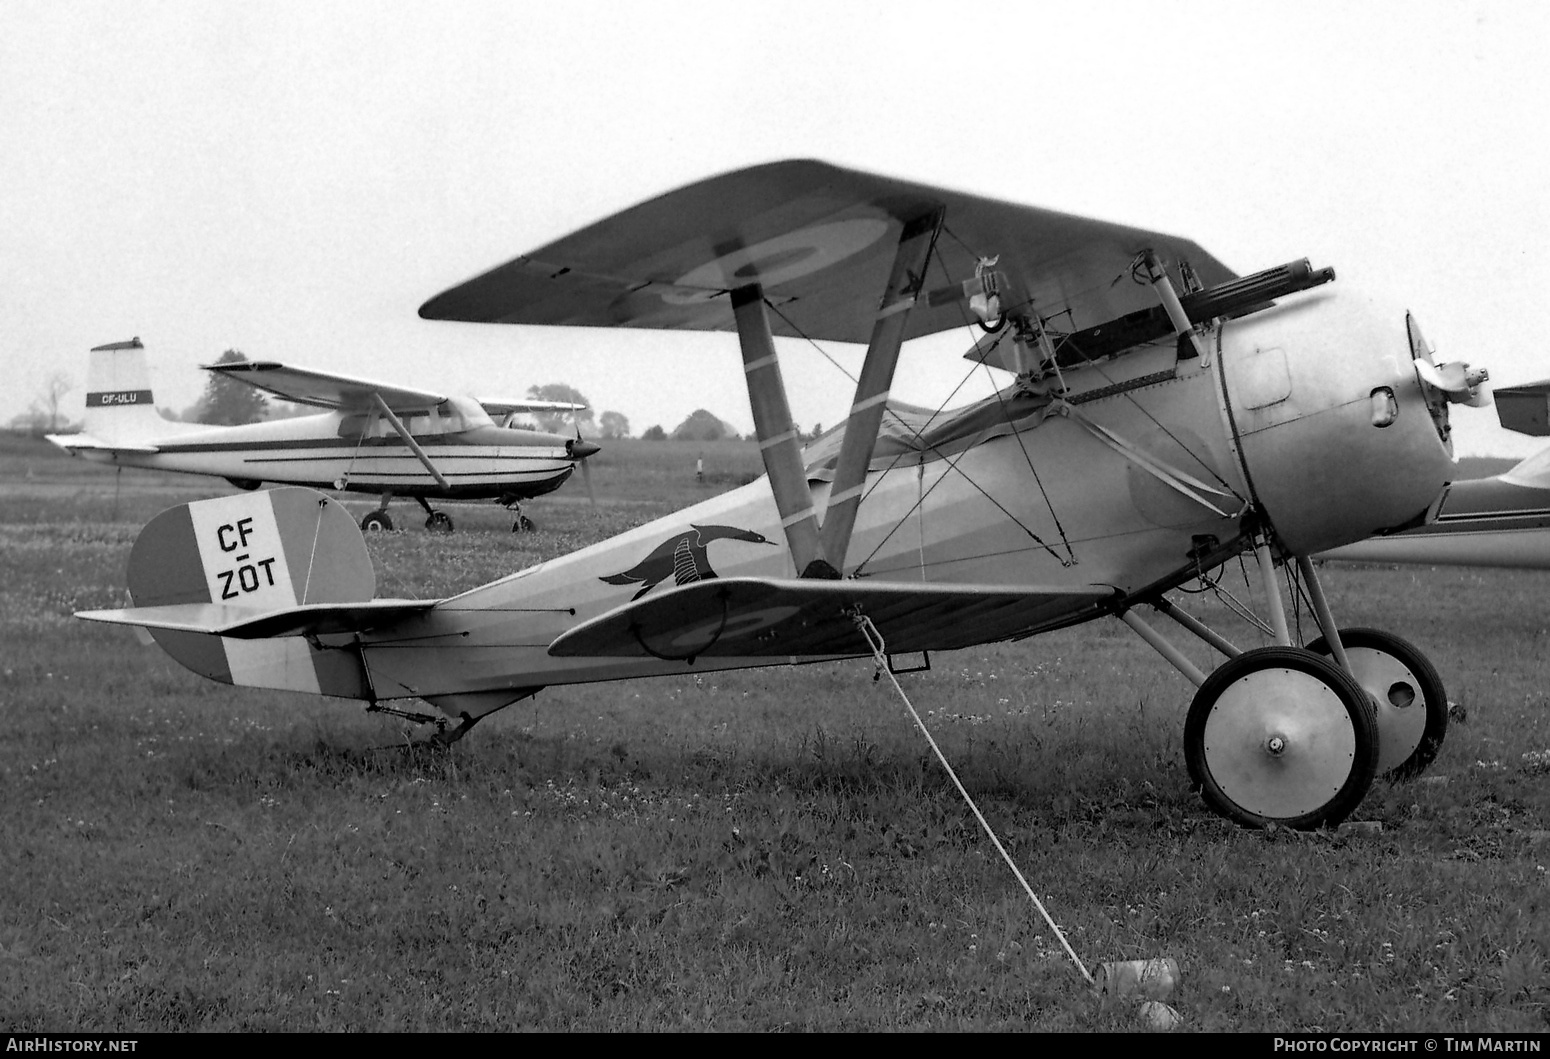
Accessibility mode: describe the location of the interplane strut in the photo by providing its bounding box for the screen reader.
[732,208,944,579]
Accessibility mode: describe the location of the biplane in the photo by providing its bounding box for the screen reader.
[78,160,1491,830]
[1322,380,1550,568]
[46,340,598,532]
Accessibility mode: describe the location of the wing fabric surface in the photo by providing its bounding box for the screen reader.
[420,159,1236,345]
[201,361,448,412]
[548,577,1115,659]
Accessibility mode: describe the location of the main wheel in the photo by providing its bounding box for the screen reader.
[1303,627,1447,780]
[512,514,535,533]
[1185,647,1378,829]
[425,511,454,533]
[361,510,394,532]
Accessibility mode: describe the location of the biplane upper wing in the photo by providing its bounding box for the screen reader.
[548,577,1116,659]
[419,159,1237,343]
[201,360,448,412]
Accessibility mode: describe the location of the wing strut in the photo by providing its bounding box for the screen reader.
[1143,251,1206,360]
[819,207,944,571]
[733,286,833,577]
[731,208,944,579]
[371,393,450,489]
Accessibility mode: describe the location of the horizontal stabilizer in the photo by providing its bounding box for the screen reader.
[45,433,158,453]
[80,487,387,698]
[549,577,1114,659]
[77,598,439,639]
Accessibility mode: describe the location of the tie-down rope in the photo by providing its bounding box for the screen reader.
[852,613,1094,984]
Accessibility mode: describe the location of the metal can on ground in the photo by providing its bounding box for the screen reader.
[1097,958,1179,1003]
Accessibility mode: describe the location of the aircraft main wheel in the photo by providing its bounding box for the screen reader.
[361,511,394,532]
[512,515,535,533]
[1185,646,1378,830]
[425,511,454,533]
[1303,627,1447,780]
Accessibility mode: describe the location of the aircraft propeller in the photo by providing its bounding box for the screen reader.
[567,427,600,510]
[1408,313,1490,408]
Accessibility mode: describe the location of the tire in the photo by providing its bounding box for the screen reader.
[360,510,394,532]
[1185,646,1378,830]
[1303,627,1447,781]
[512,515,535,533]
[425,511,454,533]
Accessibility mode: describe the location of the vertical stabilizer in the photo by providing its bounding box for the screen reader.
[120,487,376,697]
[82,337,167,443]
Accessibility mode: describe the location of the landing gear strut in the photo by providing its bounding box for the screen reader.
[504,497,536,533]
[416,497,454,533]
[1120,536,1448,829]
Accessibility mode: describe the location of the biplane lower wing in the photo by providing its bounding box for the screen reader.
[548,578,1116,660]
[76,598,439,639]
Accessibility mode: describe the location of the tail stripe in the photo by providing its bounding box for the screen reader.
[86,390,154,407]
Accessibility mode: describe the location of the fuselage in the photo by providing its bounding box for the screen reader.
[317,284,1459,713]
[64,410,582,501]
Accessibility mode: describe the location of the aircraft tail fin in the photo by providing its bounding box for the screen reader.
[78,487,386,697]
[82,337,171,444]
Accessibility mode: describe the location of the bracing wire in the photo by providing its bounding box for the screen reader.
[761,248,1077,571]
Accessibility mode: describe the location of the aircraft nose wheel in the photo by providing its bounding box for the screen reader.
[1185,646,1379,830]
[360,510,394,532]
[512,514,536,533]
[1303,627,1447,780]
[425,511,455,533]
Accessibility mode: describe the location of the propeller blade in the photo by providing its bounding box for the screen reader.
[566,423,600,510]
[1415,358,1490,405]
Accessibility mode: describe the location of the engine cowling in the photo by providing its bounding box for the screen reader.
[1218,288,1461,555]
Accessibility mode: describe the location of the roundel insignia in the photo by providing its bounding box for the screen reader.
[667,605,803,651]
[660,218,891,305]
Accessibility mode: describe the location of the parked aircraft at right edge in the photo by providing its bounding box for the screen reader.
[1322,378,1550,569]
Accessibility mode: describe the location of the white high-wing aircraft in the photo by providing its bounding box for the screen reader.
[78,160,1492,830]
[1322,379,1550,568]
[46,339,599,532]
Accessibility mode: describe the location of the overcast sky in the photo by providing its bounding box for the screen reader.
[5,1,1547,455]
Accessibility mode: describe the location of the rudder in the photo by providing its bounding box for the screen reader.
[127,487,376,697]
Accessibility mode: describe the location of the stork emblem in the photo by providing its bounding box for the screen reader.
[601,524,773,600]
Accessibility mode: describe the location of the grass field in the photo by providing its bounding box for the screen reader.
[2,436,1548,1031]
